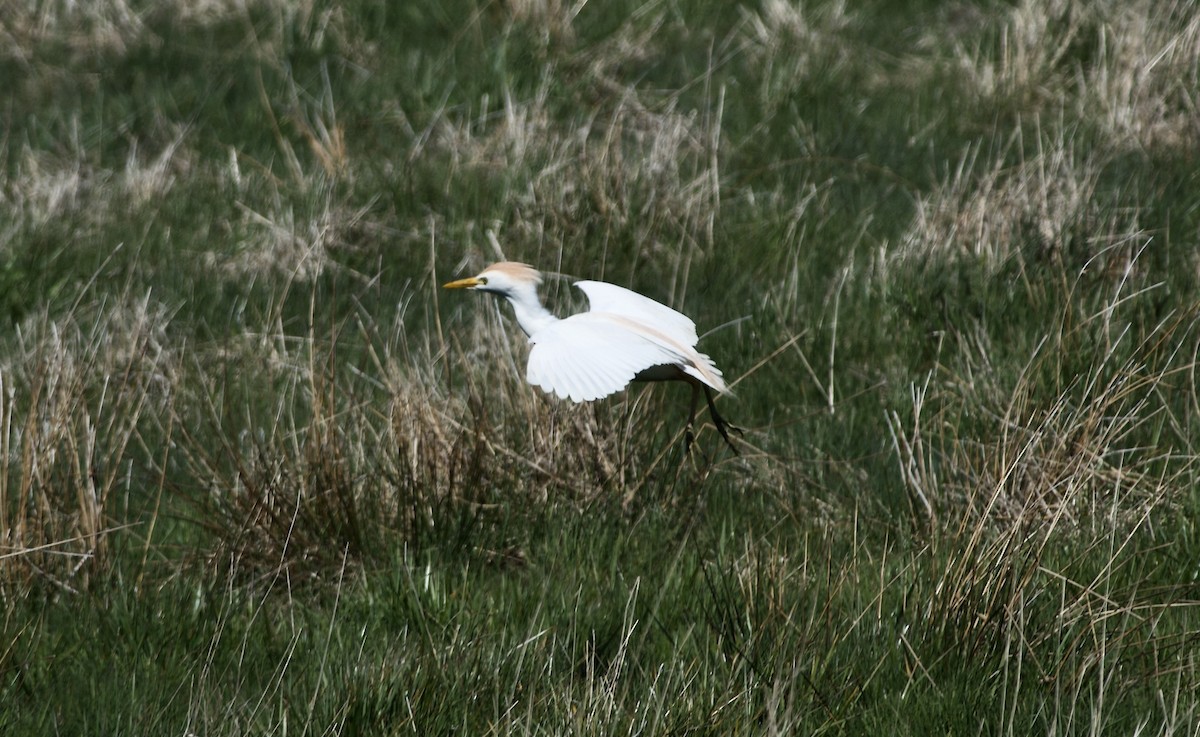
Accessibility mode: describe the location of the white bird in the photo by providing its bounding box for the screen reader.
[443,261,740,453]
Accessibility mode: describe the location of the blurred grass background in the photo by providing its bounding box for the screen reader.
[3,0,1200,733]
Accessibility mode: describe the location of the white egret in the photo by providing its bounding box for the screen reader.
[443,262,740,453]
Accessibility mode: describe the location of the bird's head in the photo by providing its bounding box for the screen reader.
[443,261,543,297]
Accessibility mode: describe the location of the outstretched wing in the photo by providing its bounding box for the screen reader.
[526,313,694,402]
[574,281,699,347]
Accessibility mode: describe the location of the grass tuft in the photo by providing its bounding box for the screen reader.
[0,293,172,593]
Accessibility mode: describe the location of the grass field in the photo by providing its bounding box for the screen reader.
[3,0,1200,733]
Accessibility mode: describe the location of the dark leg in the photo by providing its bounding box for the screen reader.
[703,386,742,455]
[684,383,700,455]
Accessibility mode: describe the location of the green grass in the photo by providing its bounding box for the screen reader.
[3,0,1200,733]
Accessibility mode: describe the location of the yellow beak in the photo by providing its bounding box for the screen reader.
[442,276,482,289]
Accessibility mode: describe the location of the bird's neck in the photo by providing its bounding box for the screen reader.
[505,286,559,338]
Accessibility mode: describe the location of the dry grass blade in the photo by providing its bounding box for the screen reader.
[894,255,1200,700]
[897,126,1107,272]
[0,294,173,592]
[926,0,1200,152]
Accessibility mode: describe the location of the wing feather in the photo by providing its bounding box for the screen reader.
[574,281,699,347]
[528,314,692,402]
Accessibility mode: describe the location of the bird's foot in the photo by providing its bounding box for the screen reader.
[713,417,741,456]
[707,405,743,455]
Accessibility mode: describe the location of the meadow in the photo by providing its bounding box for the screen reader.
[3,0,1200,733]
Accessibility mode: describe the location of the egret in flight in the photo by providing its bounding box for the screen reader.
[443,262,740,453]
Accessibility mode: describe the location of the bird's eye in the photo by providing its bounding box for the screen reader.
[478,277,488,285]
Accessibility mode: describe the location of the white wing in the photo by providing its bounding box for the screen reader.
[574,281,699,347]
[526,313,694,402]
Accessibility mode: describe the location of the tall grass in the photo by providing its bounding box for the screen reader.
[2,0,1200,734]
[0,293,172,593]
